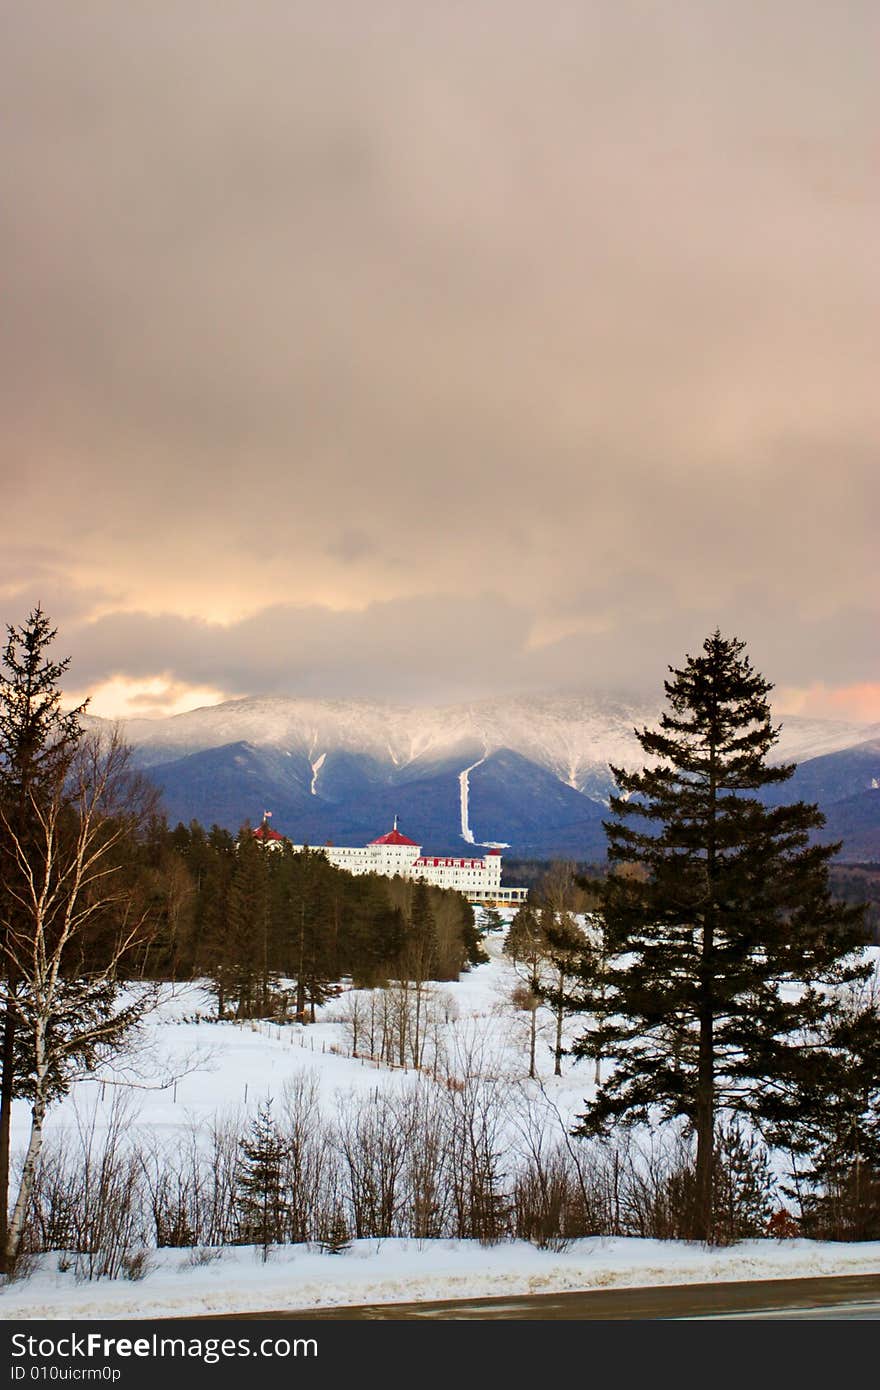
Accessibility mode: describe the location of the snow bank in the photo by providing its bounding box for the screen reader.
[2,1236,879,1321]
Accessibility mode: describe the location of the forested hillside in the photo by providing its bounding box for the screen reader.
[131,818,485,1017]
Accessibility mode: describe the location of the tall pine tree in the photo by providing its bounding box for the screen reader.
[217,828,271,1019]
[572,631,869,1242]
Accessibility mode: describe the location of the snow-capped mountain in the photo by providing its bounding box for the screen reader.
[110,693,874,787]
[97,694,880,860]
[113,691,655,792]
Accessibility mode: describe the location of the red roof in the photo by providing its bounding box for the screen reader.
[487,849,502,856]
[253,823,284,842]
[370,826,420,847]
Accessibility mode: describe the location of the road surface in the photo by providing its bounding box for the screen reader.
[215,1272,880,1320]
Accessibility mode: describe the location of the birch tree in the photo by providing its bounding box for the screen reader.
[0,605,85,1270]
[0,728,159,1265]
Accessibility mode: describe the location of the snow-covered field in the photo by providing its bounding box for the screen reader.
[2,919,878,1320]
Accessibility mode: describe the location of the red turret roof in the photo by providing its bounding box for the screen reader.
[253,823,284,842]
[370,826,420,847]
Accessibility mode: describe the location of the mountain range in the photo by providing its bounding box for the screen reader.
[99,694,880,862]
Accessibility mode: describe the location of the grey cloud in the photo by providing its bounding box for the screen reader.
[0,549,121,627]
[50,589,878,710]
[63,595,532,704]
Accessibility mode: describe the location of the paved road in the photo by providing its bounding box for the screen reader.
[221,1272,880,1320]
[703,1300,880,1320]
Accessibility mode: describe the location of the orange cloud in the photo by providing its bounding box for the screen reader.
[777,683,880,725]
[65,675,228,722]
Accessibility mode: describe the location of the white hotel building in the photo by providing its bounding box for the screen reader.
[254,816,527,906]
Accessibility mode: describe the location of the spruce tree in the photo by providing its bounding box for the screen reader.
[459,898,489,968]
[503,906,548,1079]
[198,831,236,1012]
[404,881,439,981]
[220,829,271,1019]
[284,850,337,1022]
[540,909,589,1077]
[479,906,505,935]
[236,1100,289,1259]
[779,981,880,1239]
[572,631,869,1242]
[0,607,86,1270]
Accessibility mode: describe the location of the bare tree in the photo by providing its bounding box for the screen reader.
[442,1032,510,1242]
[335,989,369,1058]
[0,727,160,1265]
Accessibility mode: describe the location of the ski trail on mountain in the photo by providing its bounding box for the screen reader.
[459,757,486,844]
[310,752,326,796]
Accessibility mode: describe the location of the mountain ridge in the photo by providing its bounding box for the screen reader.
[90,691,877,788]
[83,693,880,861]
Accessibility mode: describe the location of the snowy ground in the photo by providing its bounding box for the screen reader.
[2,919,878,1320]
[3,1235,880,1321]
[6,914,602,1145]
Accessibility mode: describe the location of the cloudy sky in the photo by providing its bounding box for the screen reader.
[2,2,877,720]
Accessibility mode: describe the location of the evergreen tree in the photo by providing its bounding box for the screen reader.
[780,977,880,1240]
[236,1100,289,1258]
[218,829,271,1018]
[572,631,870,1242]
[479,906,505,935]
[348,878,406,987]
[540,908,589,1077]
[503,906,548,1079]
[459,899,489,967]
[280,848,338,1022]
[136,823,197,979]
[196,828,236,1008]
[317,1205,352,1255]
[0,607,86,1270]
[403,881,439,981]
[710,1120,776,1245]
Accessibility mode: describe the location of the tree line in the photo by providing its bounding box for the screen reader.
[508,857,880,946]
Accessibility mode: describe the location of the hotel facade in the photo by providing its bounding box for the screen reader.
[254,816,527,906]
